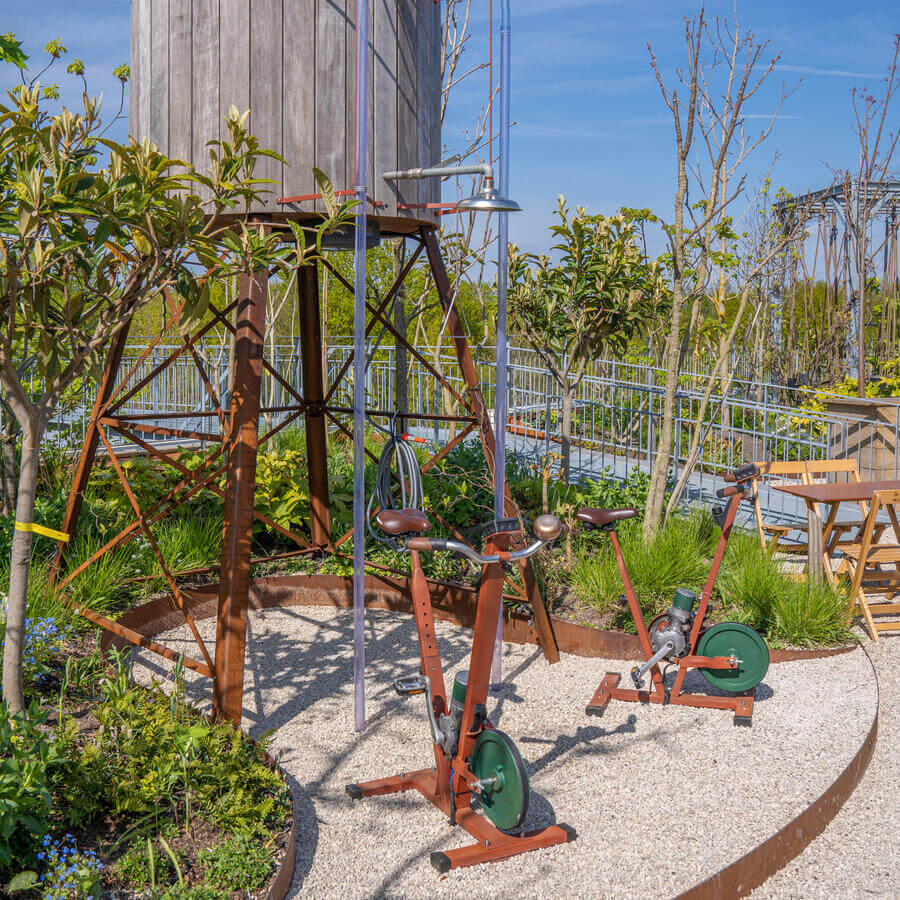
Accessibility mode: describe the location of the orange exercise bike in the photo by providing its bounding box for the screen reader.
[578,463,770,727]
[347,509,576,871]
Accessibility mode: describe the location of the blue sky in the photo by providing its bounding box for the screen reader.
[3,1,898,254]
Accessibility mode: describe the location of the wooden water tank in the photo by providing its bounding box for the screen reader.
[129,0,440,228]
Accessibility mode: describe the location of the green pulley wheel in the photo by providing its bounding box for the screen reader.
[470,729,529,832]
[696,622,770,693]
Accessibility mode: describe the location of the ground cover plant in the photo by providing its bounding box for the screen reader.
[0,647,291,896]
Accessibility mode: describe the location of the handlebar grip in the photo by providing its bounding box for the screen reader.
[716,485,744,498]
[731,463,760,482]
[406,537,450,552]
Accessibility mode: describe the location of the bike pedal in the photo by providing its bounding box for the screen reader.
[630,666,644,689]
[393,675,427,696]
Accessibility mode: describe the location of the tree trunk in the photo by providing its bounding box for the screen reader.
[2,419,41,713]
[644,281,685,539]
[560,385,575,483]
[0,425,16,517]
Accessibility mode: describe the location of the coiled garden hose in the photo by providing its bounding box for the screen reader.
[366,425,424,550]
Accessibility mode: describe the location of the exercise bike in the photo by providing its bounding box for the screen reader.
[578,463,770,726]
[347,509,576,871]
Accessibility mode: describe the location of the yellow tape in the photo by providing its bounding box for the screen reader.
[15,521,70,543]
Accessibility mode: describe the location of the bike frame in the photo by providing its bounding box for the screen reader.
[348,523,574,870]
[586,479,757,725]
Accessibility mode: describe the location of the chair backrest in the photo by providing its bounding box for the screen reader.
[750,460,811,547]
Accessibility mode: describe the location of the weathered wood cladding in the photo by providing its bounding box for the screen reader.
[130,0,439,221]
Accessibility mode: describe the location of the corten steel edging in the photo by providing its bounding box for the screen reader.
[676,646,879,900]
[263,746,296,900]
[101,571,857,665]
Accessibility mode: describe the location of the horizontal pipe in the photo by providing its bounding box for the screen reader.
[383,163,493,181]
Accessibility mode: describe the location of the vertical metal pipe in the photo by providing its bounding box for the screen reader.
[352,0,369,732]
[490,0,512,687]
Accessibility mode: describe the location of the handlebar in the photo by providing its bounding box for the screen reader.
[715,484,745,498]
[406,513,563,564]
[723,463,760,483]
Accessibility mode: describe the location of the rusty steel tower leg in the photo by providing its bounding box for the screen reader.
[50,319,134,585]
[421,227,560,664]
[212,271,268,724]
[299,263,331,549]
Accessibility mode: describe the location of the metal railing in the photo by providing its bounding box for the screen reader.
[8,340,899,526]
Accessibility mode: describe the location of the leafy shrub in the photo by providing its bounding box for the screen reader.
[570,511,716,628]
[198,835,274,891]
[0,702,59,875]
[57,663,290,839]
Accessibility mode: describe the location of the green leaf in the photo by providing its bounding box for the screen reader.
[0,33,28,69]
[8,871,39,894]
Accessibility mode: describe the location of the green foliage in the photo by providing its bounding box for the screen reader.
[509,199,667,362]
[571,512,717,627]
[56,662,289,840]
[718,533,853,647]
[198,835,275,891]
[0,702,58,873]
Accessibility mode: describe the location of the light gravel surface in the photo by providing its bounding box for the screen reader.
[749,633,898,900]
[131,608,879,899]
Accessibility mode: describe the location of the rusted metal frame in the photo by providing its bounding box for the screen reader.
[320,253,470,411]
[102,405,305,422]
[96,425,216,674]
[323,409,380,464]
[56,443,231,591]
[76,604,213,677]
[212,270,268,724]
[185,339,228,433]
[258,406,307,447]
[50,320,135,584]
[322,243,425,404]
[324,405,475,424]
[275,188,385,208]
[348,529,572,870]
[106,302,239,415]
[120,546,319,585]
[112,422,315,551]
[99,418,223,444]
[298,263,332,548]
[670,490,741,702]
[421,226,560,664]
[409,548,451,796]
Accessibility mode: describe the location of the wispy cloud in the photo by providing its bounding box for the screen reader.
[777,64,883,78]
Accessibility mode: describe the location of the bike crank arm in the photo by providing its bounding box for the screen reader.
[631,640,675,688]
[394,675,443,746]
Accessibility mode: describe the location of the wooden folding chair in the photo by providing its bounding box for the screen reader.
[837,488,900,641]
[803,458,888,557]
[750,460,815,554]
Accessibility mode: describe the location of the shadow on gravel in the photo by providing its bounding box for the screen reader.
[281,773,319,897]
[519,715,639,776]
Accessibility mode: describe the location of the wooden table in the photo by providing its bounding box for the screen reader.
[773,479,900,582]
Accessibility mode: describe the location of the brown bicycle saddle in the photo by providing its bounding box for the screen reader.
[376,508,431,535]
[576,507,638,528]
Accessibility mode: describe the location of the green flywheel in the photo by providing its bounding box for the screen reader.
[470,729,529,832]
[696,622,770,693]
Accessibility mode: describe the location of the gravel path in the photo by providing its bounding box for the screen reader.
[749,633,898,900]
[131,608,879,899]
